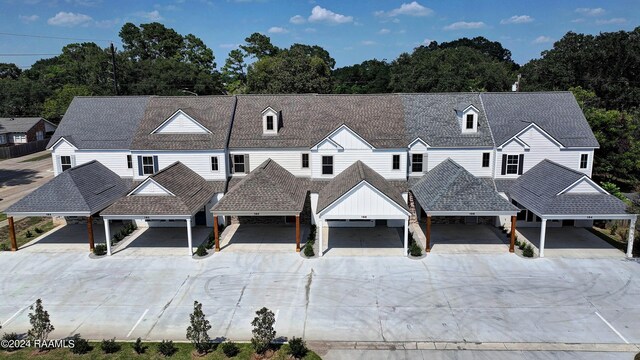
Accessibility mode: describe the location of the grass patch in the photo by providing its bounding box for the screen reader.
[0,217,56,250]
[0,213,6,222]
[0,341,322,359]
[19,153,51,162]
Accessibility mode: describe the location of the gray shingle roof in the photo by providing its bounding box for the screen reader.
[48,96,149,149]
[317,161,409,213]
[131,96,235,150]
[229,94,406,149]
[508,160,628,216]
[411,159,518,214]
[0,117,44,134]
[6,160,130,215]
[481,92,599,148]
[212,159,308,214]
[401,93,494,147]
[101,162,219,216]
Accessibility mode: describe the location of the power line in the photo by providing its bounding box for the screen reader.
[0,31,118,44]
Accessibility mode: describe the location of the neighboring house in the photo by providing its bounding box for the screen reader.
[0,117,56,146]
[5,92,636,258]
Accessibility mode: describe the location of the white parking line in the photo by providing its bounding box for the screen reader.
[127,309,149,338]
[1,304,31,327]
[595,311,629,344]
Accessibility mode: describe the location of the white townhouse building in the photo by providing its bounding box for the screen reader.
[5,92,636,258]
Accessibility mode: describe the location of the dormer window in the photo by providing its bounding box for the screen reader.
[466,114,474,129]
[262,107,279,135]
[458,104,478,133]
[266,115,274,131]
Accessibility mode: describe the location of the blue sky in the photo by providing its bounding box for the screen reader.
[1,0,638,69]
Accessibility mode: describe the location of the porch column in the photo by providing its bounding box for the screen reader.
[539,218,547,258]
[318,218,323,257]
[213,215,220,252]
[425,215,431,252]
[627,216,637,258]
[8,216,17,251]
[87,215,95,252]
[509,215,516,253]
[403,218,409,257]
[295,214,301,252]
[186,218,193,256]
[104,219,112,256]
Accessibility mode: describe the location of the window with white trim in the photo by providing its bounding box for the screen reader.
[266,115,274,130]
[411,153,423,173]
[392,154,400,170]
[506,154,519,175]
[211,156,219,171]
[482,152,490,168]
[301,153,309,168]
[127,155,132,169]
[60,156,72,171]
[322,156,333,175]
[580,154,588,169]
[466,114,474,129]
[233,154,245,173]
[142,156,155,175]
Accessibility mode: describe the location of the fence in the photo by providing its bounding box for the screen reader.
[0,139,49,159]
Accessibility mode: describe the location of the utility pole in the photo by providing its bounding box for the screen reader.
[110,42,119,95]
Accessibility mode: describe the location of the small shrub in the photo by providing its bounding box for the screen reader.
[195,245,208,257]
[409,241,422,257]
[101,338,120,354]
[34,227,43,234]
[186,301,211,355]
[523,244,534,257]
[221,341,240,357]
[251,307,276,354]
[70,334,92,354]
[610,223,618,235]
[304,243,315,257]
[93,244,107,256]
[518,241,526,250]
[133,337,147,354]
[288,337,308,359]
[0,243,9,251]
[27,299,54,350]
[1,332,20,351]
[157,340,177,357]
[25,230,33,238]
[113,232,124,242]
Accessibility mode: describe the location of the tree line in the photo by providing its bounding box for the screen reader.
[0,23,638,189]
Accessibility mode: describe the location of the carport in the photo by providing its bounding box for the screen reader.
[411,159,519,253]
[211,159,307,252]
[100,162,220,256]
[4,161,130,252]
[316,161,411,256]
[508,160,637,258]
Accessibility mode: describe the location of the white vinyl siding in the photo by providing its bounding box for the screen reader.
[130,150,227,180]
[426,148,494,177]
[311,150,407,179]
[562,178,604,194]
[320,182,408,219]
[71,151,133,177]
[230,149,312,177]
[153,111,210,134]
[131,180,171,196]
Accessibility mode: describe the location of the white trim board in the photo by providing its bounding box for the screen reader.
[497,122,564,150]
[311,124,375,150]
[318,180,411,217]
[127,178,175,196]
[150,109,212,134]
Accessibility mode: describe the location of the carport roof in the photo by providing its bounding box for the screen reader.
[211,159,308,215]
[317,161,409,213]
[508,160,630,217]
[6,160,131,216]
[101,162,219,217]
[411,159,518,215]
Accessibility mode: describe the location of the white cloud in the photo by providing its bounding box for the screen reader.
[378,28,390,34]
[575,7,605,16]
[304,27,317,33]
[596,17,627,25]
[571,18,585,23]
[268,26,288,34]
[19,14,39,23]
[533,35,552,44]
[94,18,120,28]
[443,21,486,30]
[308,5,353,24]
[47,11,93,26]
[289,15,305,24]
[375,1,433,17]
[135,10,163,21]
[361,40,376,46]
[500,15,533,24]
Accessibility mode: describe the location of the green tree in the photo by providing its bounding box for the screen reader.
[27,299,55,351]
[240,32,279,59]
[222,49,247,94]
[333,59,391,94]
[0,63,21,80]
[42,84,92,123]
[251,307,276,354]
[186,301,211,355]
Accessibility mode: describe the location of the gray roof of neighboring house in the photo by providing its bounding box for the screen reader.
[401,93,494,147]
[0,117,45,134]
[131,96,235,150]
[101,162,219,216]
[411,159,518,214]
[481,92,599,148]
[212,159,308,214]
[508,160,628,216]
[229,94,406,149]
[48,96,150,149]
[494,179,516,193]
[317,161,409,213]
[5,160,130,215]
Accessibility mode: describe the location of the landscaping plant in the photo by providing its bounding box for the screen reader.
[157,340,177,357]
[195,244,208,257]
[303,242,315,257]
[34,227,43,234]
[518,241,526,251]
[100,338,121,354]
[27,298,54,351]
[523,244,534,257]
[186,301,212,355]
[93,244,107,256]
[251,307,277,354]
[133,337,147,354]
[25,230,33,238]
[288,337,308,359]
[409,241,422,257]
[70,334,91,354]
[1,332,19,352]
[221,341,240,357]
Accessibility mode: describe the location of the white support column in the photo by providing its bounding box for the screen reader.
[186,218,193,256]
[318,218,323,257]
[539,218,547,258]
[403,218,409,257]
[627,216,637,258]
[104,219,112,256]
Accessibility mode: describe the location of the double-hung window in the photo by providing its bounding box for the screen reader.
[482,152,490,168]
[301,153,309,169]
[506,154,519,175]
[466,114,474,129]
[127,155,133,169]
[392,154,400,170]
[266,115,274,130]
[233,154,246,173]
[580,154,588,169]
[322,156,333,175]
[142,156,155,175]
[60,156,72,171]
[211,156,219,171]
[411,153,423,173]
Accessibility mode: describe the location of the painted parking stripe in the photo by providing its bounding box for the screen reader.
[595,311,629,344]
[127,309,149,338]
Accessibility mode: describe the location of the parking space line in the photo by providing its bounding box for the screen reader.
[595,311,629,344]
[127,309,149,338]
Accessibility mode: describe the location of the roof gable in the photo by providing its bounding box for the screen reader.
[498,122,563,149]
[557,176,607,195]
[318,180,410,217]
[50,136,78,151]
[128,178,175,196]
[151,109,212,135]
[312,124,373,150]
[0,117,43,134]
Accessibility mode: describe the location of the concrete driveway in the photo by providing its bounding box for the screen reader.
[322,226,404,256]
[0,151,54,212]
[428,224,509,254]
[1,247,640,348]
[220,224,306,253]
[517,227,624,258]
